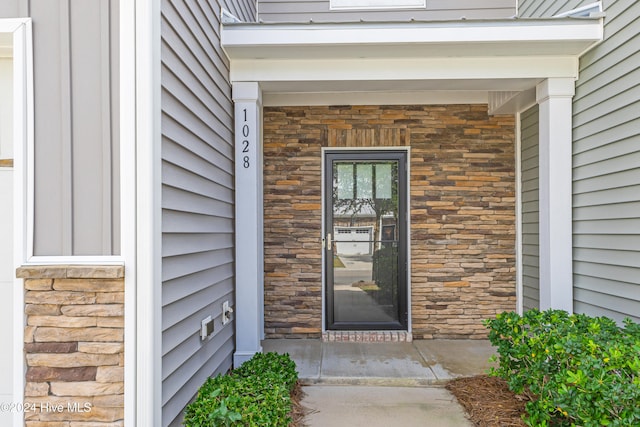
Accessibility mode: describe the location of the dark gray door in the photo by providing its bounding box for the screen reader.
[325,150,408,330]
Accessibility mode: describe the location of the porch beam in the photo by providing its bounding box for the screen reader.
[233,82,264,366]
[230,56,579,85]
[536,77,574,312]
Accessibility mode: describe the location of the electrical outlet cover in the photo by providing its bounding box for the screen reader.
[201,316,213,340]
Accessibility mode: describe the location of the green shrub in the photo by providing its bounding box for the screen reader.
[485,310,640,427]
[183,352,298,427]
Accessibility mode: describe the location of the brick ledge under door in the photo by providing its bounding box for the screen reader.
[322,331,412,342]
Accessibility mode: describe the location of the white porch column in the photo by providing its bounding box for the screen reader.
[233,82,264,365]
[536,78,574,312]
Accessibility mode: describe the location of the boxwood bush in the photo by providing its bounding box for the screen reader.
[485,309,640,427]
[183,352,298,427]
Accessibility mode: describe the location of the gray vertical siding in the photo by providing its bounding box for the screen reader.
[518,0,592,17]
[2,0,120,256]
[0,1,20,17]
[572,0,640,323]
[520,105,540,311]
[160,1,255,426]
[258,0,515,23]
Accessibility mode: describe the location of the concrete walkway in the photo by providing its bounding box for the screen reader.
[263,339,496,427]
[302,385,473,427]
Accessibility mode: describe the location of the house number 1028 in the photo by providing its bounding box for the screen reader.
[242,108,250,168]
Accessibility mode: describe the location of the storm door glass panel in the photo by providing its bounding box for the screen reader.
[325,151,407,330]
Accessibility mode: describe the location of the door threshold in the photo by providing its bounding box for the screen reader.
[322,330,412,343]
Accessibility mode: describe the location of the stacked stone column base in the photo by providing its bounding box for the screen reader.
[17,265,124,426]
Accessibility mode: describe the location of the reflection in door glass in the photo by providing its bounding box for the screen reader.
[331,161,399,323]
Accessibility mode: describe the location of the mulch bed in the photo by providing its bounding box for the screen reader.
[446,375,529,427]
[290,381,308,427]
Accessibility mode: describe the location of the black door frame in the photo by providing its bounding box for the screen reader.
[324,150,408,330]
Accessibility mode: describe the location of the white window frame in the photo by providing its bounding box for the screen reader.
[330,0,425,11]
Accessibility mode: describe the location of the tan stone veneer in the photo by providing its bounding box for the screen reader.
[16,265,124,426]
[263,105,516,339]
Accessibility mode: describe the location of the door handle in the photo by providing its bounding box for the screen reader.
[326,232,332,251]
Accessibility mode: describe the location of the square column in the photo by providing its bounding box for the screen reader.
[536,78,575,312]
[233,82,264,365]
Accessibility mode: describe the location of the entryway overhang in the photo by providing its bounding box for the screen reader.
[223,16,604,365]
[222,17,602,108]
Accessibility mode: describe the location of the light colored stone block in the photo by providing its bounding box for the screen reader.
[28,315,97,328]
[96,292,124,304]
[25,381,50,396]
[25,291,96,305]
[95,366,124,383]
[25,325,36,343]
[26,353,120,368]
[77,342,123,355]
[70,422,124,427]
[34,327,123,343]
[50,381,124,397]
[96,317,124,328]
[92,395,124,408]
[62,304,124,317]
[25,304,61,315]
[25,279,54,290]
[26,422,70,427]
[54,279,124,292]
[65,265,124,279]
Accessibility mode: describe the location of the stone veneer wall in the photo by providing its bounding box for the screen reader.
[263,105,516,339]
[16,265,124,426]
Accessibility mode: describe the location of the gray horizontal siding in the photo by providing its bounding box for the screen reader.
[3,0,120,256]
[572,0,640,323]
[258,0,515,23]
[222,0,257,22]
[518,0,592,17]
[520,105,539,311]
[161,0,255,425]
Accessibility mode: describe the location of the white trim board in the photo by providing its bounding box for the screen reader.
[222,19,602,60]
[132,0,162,424]
[230,57,580,87]
[515,112,523,315]
[330,0,425,10]
[0,17,33,427]
[264,91,488,107]
[119,0,137,424]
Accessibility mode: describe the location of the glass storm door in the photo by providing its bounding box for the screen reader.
[324,151,408,330]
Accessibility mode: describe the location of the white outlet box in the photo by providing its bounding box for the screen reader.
[222,301,233,325]
[201,316,213,340]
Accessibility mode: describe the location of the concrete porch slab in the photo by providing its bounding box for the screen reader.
[319,342,436,385]
[262,339,496,386]
[413,339,497,379]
